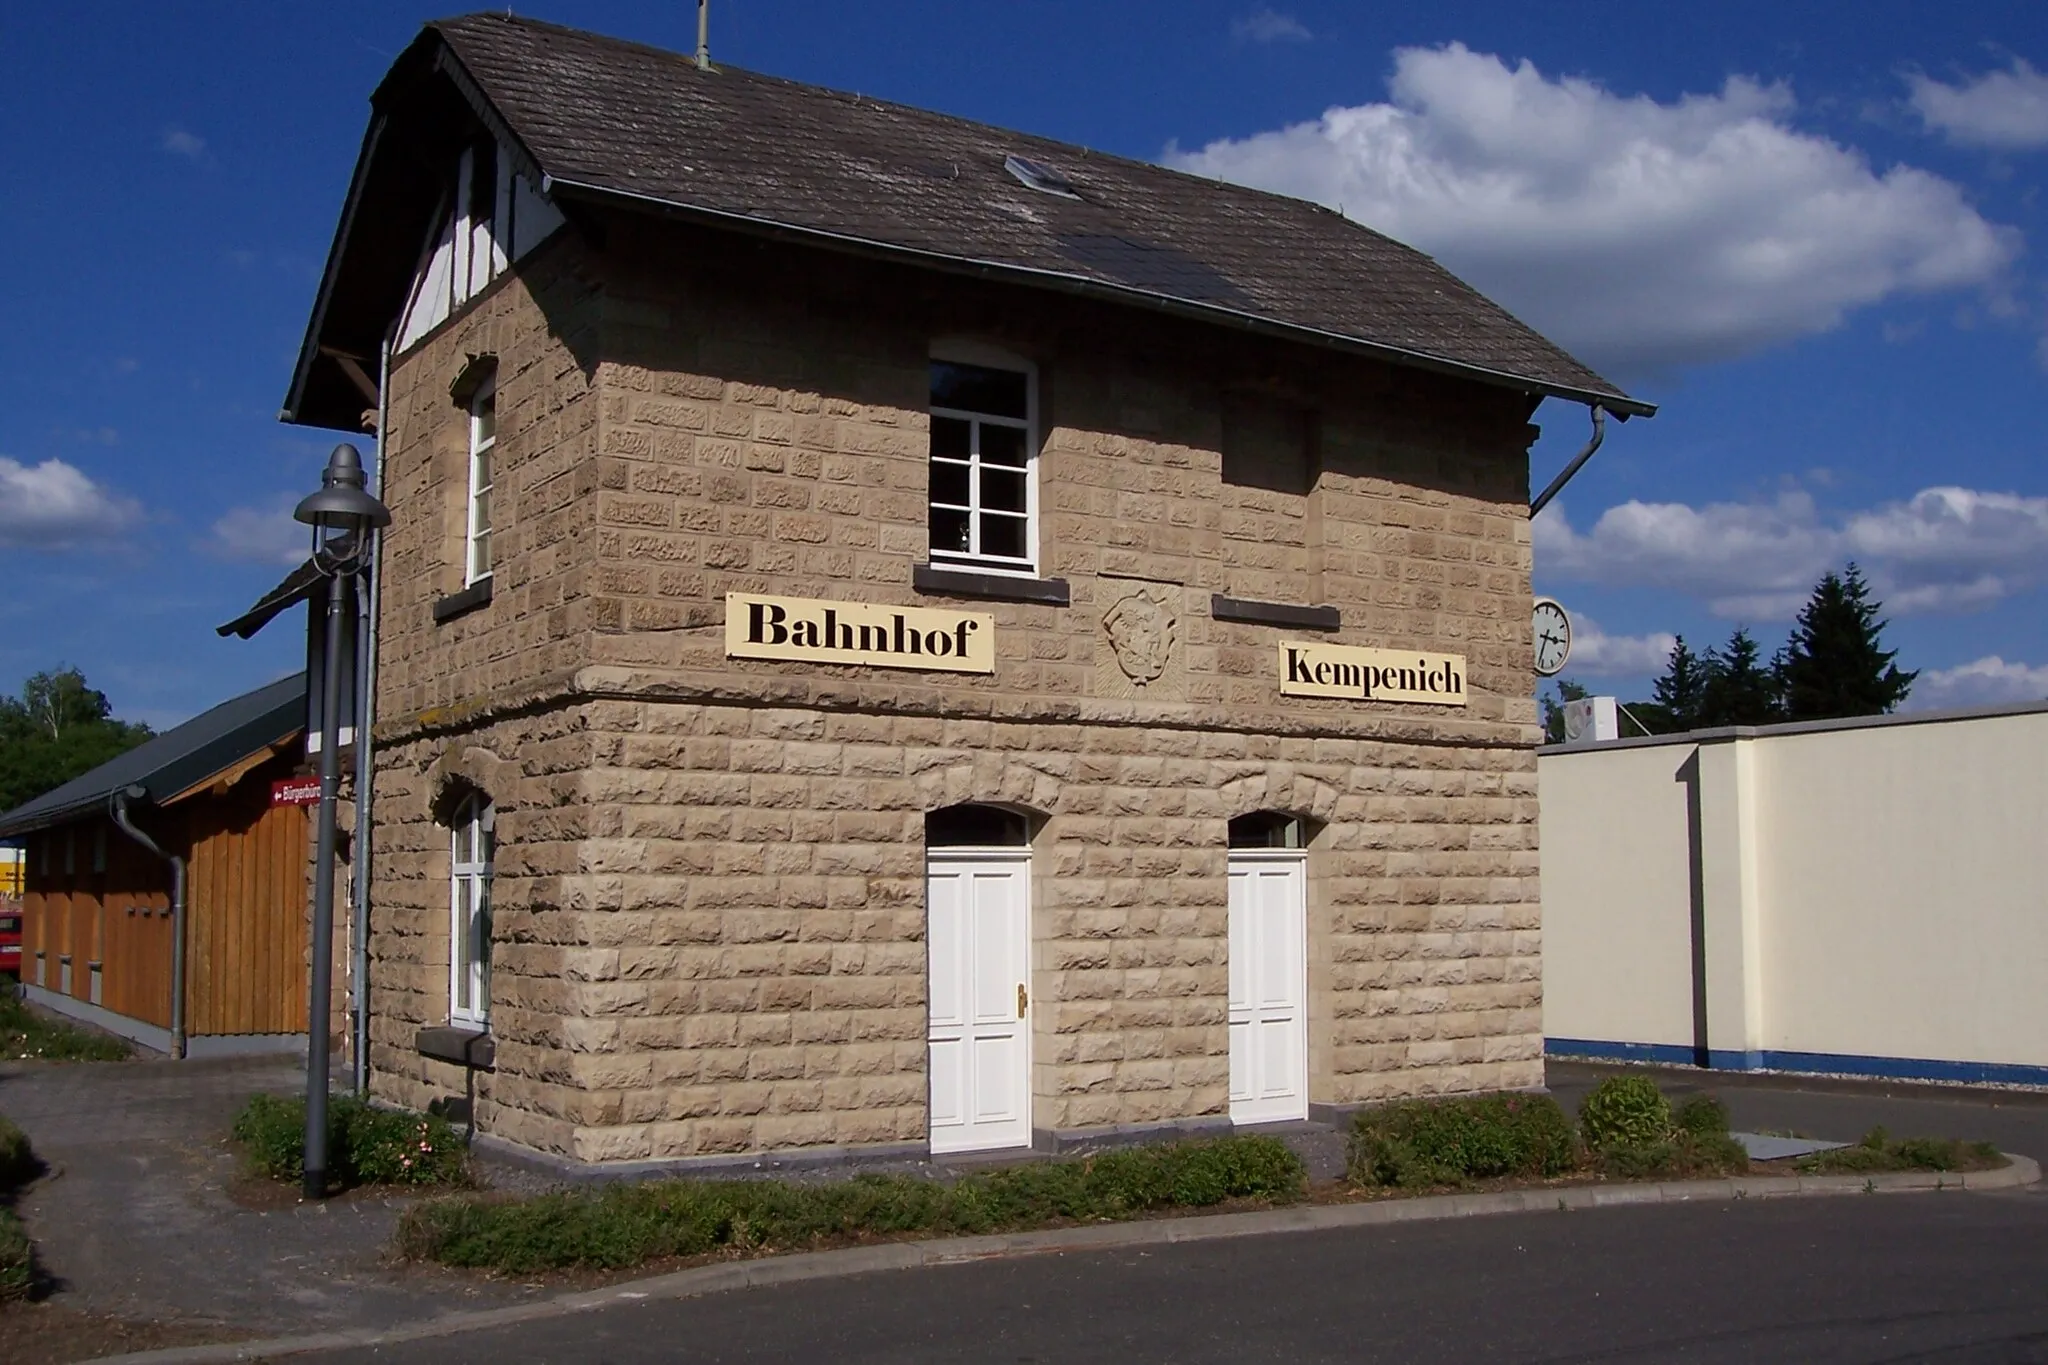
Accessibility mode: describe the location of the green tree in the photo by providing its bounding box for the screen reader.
[1649,635,1710,732]
[1698,629,1782,728]
[0,668,153,814]
[1540,678,1590,744]
[1778,564,1916,720]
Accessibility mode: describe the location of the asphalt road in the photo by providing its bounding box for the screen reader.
[317,1185,2048,1364]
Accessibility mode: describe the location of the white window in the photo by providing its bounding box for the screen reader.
[449,791,494,1027]
[928,350,1037,575]
[465,379,496,585]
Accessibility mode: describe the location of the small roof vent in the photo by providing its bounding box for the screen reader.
[1003,154,1078,199]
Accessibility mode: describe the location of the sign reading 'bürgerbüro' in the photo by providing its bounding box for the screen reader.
[1277,641,1467,706]
[725,593,996,674]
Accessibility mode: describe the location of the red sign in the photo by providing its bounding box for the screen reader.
[271,777,321,807]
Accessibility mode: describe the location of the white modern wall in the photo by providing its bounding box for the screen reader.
[1540,702,2048,1083]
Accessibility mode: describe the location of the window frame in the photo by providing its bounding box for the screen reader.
[448,790,495,1028]
[927,344,1039,579]
[464,377,497,587]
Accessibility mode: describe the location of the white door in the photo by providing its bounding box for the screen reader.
[1229,852,1308,1124]
[927,852,1032,1154]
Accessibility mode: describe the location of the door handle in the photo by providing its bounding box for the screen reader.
[1017,983,1028,1018]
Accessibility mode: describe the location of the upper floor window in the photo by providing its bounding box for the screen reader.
[466,379,496,585]
[929,352,1037,576]
[448,790,495,1027]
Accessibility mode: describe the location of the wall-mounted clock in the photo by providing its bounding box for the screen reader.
[1533,598,1572,677]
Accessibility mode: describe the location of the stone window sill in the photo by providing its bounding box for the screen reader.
[433,577,493,624]
[1211,594,1341,631]
[913,563,1070,606]
[416,1025,495,1069]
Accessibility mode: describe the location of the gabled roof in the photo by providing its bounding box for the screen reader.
[0,674,307,838]
[285,12,1651,430]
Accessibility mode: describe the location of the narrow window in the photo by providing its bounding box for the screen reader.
[91,825,106,874]
[63,830,75,877]
[466,378,496,585]
[929,355,1036,575]
[448,791,495,1027]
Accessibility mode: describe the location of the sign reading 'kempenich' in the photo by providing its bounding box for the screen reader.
[725,593,996,674]
[1277,641,1467,706]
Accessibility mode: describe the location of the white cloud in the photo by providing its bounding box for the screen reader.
[1535,485,2048,620]
[1167,44,2019,373]
[1913,655,2048,709]
[1907,59,2048,149]
[203,498,308,567]
[1232,8,1311,44]
[0,457,143,548]
[1568,616,1677,677]
[161,127,206,159]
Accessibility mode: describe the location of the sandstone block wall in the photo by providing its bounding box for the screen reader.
[368,696,1539,1163]
[364,214,1548,1165]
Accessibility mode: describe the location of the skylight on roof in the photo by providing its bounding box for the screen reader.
[1003,154,1078,200]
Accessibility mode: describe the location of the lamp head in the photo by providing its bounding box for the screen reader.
[294,443,391,533]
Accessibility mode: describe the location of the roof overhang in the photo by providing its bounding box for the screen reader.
[284,26,1653,429]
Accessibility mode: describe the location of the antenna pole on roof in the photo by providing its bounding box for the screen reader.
[695,0,711,70]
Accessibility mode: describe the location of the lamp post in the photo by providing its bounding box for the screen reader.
[294,443,390,1200]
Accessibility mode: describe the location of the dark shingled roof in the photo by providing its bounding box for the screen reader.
[285,13,1649,429]
[0,674,307,838]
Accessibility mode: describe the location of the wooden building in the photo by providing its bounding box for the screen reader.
[0,674,312,1056]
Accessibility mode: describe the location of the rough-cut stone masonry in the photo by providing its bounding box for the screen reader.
[364,219,1548,1165]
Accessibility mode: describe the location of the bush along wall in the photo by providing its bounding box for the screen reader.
[398,1135,1308,1273]
[232,1095,468,1192]
[1348,1080,1749,1189]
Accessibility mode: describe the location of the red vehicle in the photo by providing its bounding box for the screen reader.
[0,899,19,978]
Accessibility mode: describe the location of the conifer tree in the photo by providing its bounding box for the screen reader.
[1698,628,1781,727]
[1778,564,1916,720]
[1650,635,1709,732]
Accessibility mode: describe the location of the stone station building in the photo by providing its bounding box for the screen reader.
[278,14,1651,1168]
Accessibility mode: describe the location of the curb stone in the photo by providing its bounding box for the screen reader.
[83,1153,2042,1365]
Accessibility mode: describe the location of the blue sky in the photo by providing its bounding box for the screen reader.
[2,2,2044,727]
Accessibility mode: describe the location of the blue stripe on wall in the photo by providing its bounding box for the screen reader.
[1546,1038,2048,1088]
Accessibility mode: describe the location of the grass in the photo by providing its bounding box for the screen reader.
[1795,1127,2005,1175]
[397,1135,1307,1273]
[232,1094,470,1193]
[0,992,128,1063]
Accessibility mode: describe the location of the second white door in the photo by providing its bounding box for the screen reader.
[927,852,1031,1154]
[1228,852,1308,1124]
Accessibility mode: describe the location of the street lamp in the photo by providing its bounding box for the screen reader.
[294,442,389,1199]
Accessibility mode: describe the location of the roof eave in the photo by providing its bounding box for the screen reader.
[540,174,1656,420]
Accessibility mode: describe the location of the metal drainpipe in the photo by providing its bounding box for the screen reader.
[1529,405,1605,519]
[110,787,186,1059]
[349,335,391,1095]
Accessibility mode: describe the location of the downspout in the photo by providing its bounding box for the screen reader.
[1529,404,1605,519]
[349,333,391,1095]
[110,787,186,1059]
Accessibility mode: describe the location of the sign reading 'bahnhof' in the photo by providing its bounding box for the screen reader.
[724,592,1467,705]
[725,593,996,673]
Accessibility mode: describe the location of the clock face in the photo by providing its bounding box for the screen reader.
[1532,599,1572,676]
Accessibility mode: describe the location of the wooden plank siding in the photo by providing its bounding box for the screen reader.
[19,750,309,1038]
[185,753,309,1036]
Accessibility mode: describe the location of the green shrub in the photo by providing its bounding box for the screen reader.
[1795,1129,2004,1175]
[1578,1076,1672,1151]
[398,1135,1306,1273]
[232,1093,468,1190]
[1596,1131,1748,1180]
[0,1207,32,1302]
[1348,1093,1576,1189]
[1672,1094,1729,1138]
[0,1115,34,1192]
